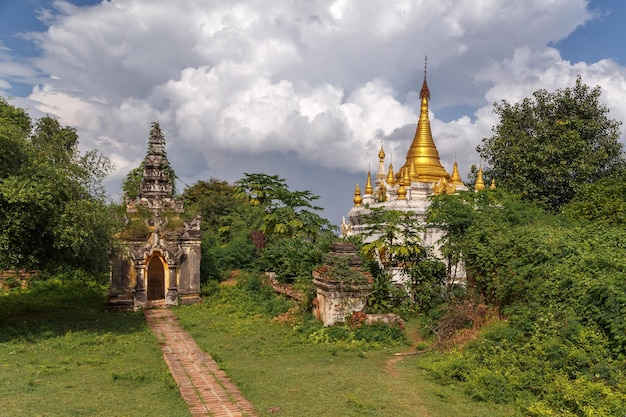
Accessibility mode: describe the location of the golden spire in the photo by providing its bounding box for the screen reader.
[401,166,410,187]
[474,166,485,191]
[376,141,386,186]
[397,183,407,200]
[353,184,362,206]
[403,56,446,183]
[397,172,408,200]
[450,160,463,187]
[490,178,496,190]
[386,162,396,186]
[378,142,386,160]
[365,171,374,195]
[409,158,418,182]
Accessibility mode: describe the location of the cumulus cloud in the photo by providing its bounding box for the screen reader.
[7,0,626,223]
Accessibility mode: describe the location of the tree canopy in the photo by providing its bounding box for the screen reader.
[478,76,625,211]
[234,173,337,242]
[0,97,115,273]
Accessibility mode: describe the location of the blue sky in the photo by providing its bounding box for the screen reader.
[1,0,626,225]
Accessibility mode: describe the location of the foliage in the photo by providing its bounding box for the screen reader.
[358,206,446,312]
[258,234,332,284]
[183,178,243,230]
[314,253,371,284]
[122,162,144,200]
[0,275,190,416]
[562,170,626,225]
[477,76,625,211]
[365,267,418,318]
[425,188,626,415]
[234,172,337,241]
[0,98,116,273]
[182,179,263,281]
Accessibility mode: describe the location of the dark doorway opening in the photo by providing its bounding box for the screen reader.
[147,256,165,300]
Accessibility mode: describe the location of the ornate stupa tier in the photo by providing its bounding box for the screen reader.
[140,122,175,201]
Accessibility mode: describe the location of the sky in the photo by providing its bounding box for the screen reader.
[1,0,626,226]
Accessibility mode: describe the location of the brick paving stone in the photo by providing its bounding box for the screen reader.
[144,309,257,417]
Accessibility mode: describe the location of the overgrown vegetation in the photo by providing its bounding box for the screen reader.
[426,187,626,416]
[0,97,115,273]
[478,76,625,211]
[176,274,518,417]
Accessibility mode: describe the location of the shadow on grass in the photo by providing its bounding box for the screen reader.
[0,278,146,343]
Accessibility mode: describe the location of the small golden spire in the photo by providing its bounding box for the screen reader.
[403,168,412,188]
[397,184,407,200]
[378,142,385,160]
[475,166,485,191]
[490,178,496,190]
[403,56,446,183]
[386,162,396,186]
[353,184,362,206]
[409,158,418,182]
[450,160,463,187]
[365,171,374,195]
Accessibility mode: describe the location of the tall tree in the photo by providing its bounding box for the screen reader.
[478,76,625,211]
[0,98,115,273]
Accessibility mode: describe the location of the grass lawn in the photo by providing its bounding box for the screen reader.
[175,281,522,417]
[0,278,190,417]
[1,274,522,417]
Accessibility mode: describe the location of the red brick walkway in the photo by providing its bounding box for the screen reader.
[144,309,257,417]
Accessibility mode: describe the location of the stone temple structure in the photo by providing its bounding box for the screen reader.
[107,123,202,310]
[342,65,489,286]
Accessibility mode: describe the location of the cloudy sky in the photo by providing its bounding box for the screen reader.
[1,0,626,225]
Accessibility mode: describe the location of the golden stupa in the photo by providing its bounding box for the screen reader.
[397,62,446,183]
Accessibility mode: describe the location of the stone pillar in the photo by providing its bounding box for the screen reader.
[134,265,147,309]
[166,264,178,307]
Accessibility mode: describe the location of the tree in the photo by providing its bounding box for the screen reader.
[234,173,337,242]
[358,207,446,311]
[182,178,262,281]
[478,76,625,211]
[0,98,115,273]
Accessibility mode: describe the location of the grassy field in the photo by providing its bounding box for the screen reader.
[0,277,190,417]
[175,280,521,417]
[1,275,520,416]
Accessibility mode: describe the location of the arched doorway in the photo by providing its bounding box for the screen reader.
[147,255,165,301]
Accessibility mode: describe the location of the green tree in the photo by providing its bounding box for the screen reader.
[234,173,337,241]
[0,98,115,273]
[562,170,626,226]
[478,76,625,211]
[182,179,262,281]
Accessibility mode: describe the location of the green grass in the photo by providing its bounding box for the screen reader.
[0,274,522,416]
[175,282,521,417]
[0,278,190,417]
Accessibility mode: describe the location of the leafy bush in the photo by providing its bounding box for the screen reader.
[294,317,407,351]
[201,272,295,318]
[426,189,626,415]
[258,235,332,283]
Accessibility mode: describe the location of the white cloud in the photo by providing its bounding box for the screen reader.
[8,0,626,222]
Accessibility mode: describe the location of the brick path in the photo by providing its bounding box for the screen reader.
[144,309,258,417]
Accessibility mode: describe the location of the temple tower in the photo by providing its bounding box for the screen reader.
[343,61,467,285]
[108,123,201,310]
